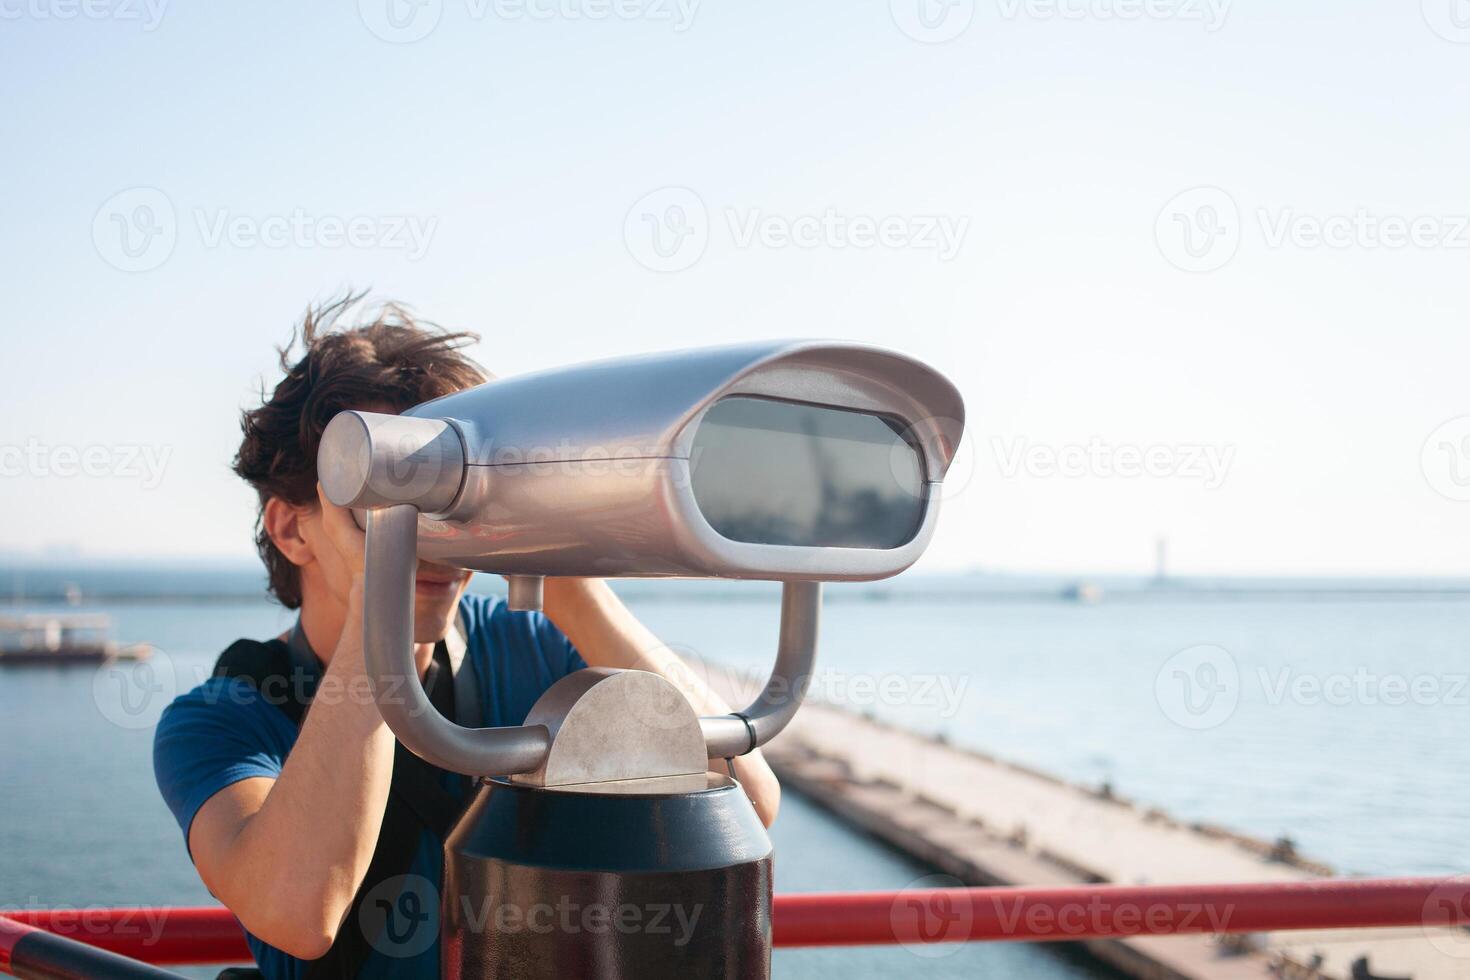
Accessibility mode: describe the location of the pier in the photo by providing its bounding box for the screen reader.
[705,665,1466,980]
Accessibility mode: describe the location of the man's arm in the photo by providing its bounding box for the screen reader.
[186,494,390,960]
[541,579,782,826]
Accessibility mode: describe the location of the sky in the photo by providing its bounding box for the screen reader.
[2,1,1470,576]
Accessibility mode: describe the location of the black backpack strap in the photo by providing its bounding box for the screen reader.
[211,635,470,979]
[213,638,314,727]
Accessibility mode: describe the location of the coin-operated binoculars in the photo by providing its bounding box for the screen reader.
[318,341,964,980]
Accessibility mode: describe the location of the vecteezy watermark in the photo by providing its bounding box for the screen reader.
[1155,644,1239,730]
[361,875,707,958]
[361,875,440,959]
[1156,645,1470,731]
[1155,186,1241,273]
[0,901,171,947]
[624,187,970,272]
[889,0,1229,42]
[93,187,438,272]
[1421,417,1470,502]
[888,873,1236,955]
[1257,209,1470,253]
[623,187,710,273]
[890,874,974,958]
[890,0,975,43]
[0,0,168,29]
[0,440,172,489]
[358,0,444,42]
[894,416,976,505]
[93,649,180,730]
[357,0,699,43]
[1157,186,1470,273]
[991,436,1236,489]
[1422,0,1470,43]
[806,669,971,717]
[989,892,1234,939]
[1258,667,1470,709]
[995,0,1230,31]
[93,187,177,273]
[726,209,969,261]
[1422,876,1470,959]
[194,209,436,260]
[714,665,971,719]
[459,896,704,945]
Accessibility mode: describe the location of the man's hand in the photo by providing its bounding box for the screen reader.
[312,484,366,594]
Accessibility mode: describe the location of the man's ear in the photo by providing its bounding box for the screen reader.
[262,496,316,569]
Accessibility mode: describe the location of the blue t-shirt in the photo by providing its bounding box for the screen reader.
[152,592,586,979]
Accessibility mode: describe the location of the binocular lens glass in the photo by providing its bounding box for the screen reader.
[690,396,925,550]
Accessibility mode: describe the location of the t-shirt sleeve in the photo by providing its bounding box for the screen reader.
[152,676,297,852]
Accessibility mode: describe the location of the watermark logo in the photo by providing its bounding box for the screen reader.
[1422,417,1470,502]
[1258,667,1468,709]
[359,0,444,42]
[1158,187,1470,273]
[0,902,170,948]
[359,0,698,41]
[725,208,969,261]
[484,0,699,29]
[93,187,177,273]
[0,0,169,29]
[1258,209,1470,252]
[890,0,975,43]
[624,187,709,273]
[989,892,1236,938]
[1155,186,1240,273]
[893,416,976,504]
[623,187,970,272]
[458,893,706,943]
[1156,648,1468,729]
[995,0,1230,30]
[1422,876,1470,959]
[361,874,439,958]
[92,188,437,272]
[992,436,1235,489]
[1422,0,1470,43]
[0,440,172,489]
[330,428,454,505]
[92,649,179,730]
[619,641,711,731]
[713,663,970,720]
[193,209,436,260]
[1155,644,1239,730]
[891,874,973,957]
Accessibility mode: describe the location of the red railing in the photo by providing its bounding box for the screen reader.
[3,877,1467,969]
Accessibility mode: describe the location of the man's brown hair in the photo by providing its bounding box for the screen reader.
[234,295,488,608]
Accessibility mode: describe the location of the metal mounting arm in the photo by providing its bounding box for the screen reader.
[364,505,822,775]
[699,581,821,759]
[363,504,552,776]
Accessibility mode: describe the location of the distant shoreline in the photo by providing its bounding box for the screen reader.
[12,583,1470,605]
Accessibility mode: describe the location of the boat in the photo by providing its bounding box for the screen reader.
[0,612,152,664]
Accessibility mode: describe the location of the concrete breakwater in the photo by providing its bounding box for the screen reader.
[703,664,1464,980]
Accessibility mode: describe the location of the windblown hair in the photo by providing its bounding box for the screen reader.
[233,294,488,608]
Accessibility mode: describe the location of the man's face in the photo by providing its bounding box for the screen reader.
[293,506,473,645]
[411,559,473,643]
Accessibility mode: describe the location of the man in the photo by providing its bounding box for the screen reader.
[153,297,779,979]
